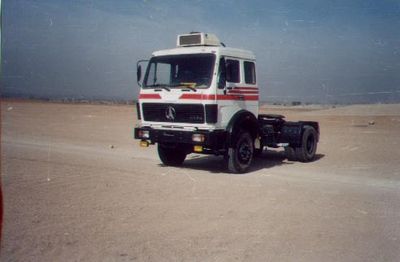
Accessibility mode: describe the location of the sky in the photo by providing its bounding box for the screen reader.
[2,0,400,103]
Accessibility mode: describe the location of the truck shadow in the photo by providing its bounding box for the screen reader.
[178,150,324,174]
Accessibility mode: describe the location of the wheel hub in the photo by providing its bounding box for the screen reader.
[238,143,252,163]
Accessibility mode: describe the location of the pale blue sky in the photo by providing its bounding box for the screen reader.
[2,0,400,103]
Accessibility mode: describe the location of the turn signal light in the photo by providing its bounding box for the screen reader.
[140,140,149,147]
[193,145,203,152]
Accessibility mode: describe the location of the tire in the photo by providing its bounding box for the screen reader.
[295,126,318,162]
[227,131,254,173]
[157,143,187,166]
[284,146,297,161]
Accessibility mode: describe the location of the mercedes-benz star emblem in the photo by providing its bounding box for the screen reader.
[165,106,176,121]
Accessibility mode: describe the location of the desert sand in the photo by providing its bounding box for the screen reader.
[1,100,400,261]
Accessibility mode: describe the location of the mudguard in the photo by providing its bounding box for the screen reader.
[226,110,258,148]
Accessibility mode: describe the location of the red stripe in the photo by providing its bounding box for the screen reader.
[217,95,259,101]
[139,94,161,99]
[180,94,215,100]
[180,94,258,101]
[232,87,259,90]
[228,90,259,94]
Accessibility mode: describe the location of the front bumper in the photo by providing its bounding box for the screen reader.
[134,127,227,152]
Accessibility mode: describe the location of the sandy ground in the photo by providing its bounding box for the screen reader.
[1,100,400,261]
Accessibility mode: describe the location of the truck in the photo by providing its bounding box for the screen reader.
[134,32,319,173]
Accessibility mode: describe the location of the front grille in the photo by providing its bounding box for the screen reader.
[142,103,205,123]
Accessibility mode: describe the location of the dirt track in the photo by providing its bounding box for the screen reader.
[1,100,400,261]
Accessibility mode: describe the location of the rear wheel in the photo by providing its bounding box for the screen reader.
[227,131,254,173]
[157,143,187,166]
[285,126,317,162]
[295,126,317,162]
[284,146,297,161]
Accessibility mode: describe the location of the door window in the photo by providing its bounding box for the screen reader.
[244,61,256,84]
[226,59,240,83]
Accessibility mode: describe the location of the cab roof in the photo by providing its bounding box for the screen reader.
[152,46,256,61]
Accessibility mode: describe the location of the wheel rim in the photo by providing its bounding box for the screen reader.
[238,140,252,164]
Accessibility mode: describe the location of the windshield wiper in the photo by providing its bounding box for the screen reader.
[146,84,171,91]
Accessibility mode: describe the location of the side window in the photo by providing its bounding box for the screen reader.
[244,61,256,84]
[226,59,240,83]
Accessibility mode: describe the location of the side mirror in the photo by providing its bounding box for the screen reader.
[137,65,142,83]
[136,60,149,87]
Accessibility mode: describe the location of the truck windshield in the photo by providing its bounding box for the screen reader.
[143,54,216,89]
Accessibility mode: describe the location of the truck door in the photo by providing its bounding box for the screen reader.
[217,57,253,127]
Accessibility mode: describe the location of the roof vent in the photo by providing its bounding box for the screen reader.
[177,32,221,47]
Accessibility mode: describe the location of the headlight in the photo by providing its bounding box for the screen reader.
[138,130,150,139]
[192,133,205,142]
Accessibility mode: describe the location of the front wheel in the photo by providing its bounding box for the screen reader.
[227,131,254,173]
[157,143,187,166]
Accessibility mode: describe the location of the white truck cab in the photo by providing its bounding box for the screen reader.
[135,33,319,173]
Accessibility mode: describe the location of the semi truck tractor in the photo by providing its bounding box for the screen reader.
[134,32,319,173]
